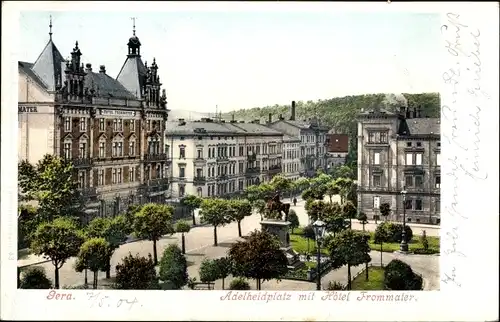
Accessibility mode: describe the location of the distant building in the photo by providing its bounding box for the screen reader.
[268,101,329,177]
[165,118,283,198]
[357,106,441,224]
[325,133,349,168]
[18,18,169,218]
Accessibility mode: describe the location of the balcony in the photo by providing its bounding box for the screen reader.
[193,176,206,185]
[72,158,92,168]
[144,153,168,162]
[218,174,228,181]
[80,186,97,198]
[245,167,260,177]
[247,153,257,162]
[194,157,206,164]
[216,156,229,162]
[268,165,282,175]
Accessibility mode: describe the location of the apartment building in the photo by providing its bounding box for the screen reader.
[18,19,169,217]
[282,134,301,181]
[357,105,441,224]
[165,118,284,198]
[268,101,329,177]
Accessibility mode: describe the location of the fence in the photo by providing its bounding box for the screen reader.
[342,263,424,290]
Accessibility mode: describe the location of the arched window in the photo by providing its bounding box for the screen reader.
[129,135,136,156]
[99,135,107,158]
[197,187,202,197]
[63,136,72,159]
[112,134,124,157]
[79,134,88,158]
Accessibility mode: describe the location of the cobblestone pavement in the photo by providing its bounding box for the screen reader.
[18,195,440,289]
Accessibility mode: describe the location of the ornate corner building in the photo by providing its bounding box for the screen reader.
[356,105,441,224]
[18,19,170,217]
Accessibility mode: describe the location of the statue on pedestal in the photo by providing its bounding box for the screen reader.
[265,191,291,222]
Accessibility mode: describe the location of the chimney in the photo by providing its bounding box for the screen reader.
[268,113,272,124]
[232,114,235,122]
[99,65,106,74]
[290,101,296,121]
[85,63,92,72]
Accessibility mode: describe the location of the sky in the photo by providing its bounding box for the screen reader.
[17,8,441,113]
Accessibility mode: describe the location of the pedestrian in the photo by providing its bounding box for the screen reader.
[293,197,297,206]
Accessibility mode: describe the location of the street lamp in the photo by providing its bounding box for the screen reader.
[313,219,327,290]
[400,188,408,252]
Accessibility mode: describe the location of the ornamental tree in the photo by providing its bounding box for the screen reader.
[322,202,349,237]
[379,203,391,221]
[181,194,203,226]
[342,200,357,228]
[132,203,174,265]
[288,209,300,234]
[86,215,129,278]
[76,237,110,289]
[214,257,232,290]
[175,220,192,254]
[200,198,232,246]
[325,181,340,204]
[334,177,353,204]
[30,217,85,288]
[228,230,288,290]
[326,229,371,290]
[158,244,188,290]
[115,253,159,290]
[228,199,252,237]
[198,258,219,289]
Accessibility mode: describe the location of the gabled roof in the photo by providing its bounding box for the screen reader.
[116,56,147,99]
[84,71,135,99]
[30,40,66,92]
[18,61,47,90]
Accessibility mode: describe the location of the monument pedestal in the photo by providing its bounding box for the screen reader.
[260,219,305,270]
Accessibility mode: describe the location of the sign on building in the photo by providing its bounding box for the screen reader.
[18,106,38,113]
[100,109,136,117]
[373,196,380,209]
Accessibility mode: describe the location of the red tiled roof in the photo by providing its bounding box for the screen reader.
[326,134,349,153]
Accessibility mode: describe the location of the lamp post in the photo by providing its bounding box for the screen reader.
[400,188,408,252]
[313,219,326,290]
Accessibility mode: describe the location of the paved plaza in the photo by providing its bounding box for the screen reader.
[18,197,440,290]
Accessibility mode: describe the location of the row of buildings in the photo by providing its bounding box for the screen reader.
[17,20,348,218]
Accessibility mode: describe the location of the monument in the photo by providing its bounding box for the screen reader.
[261,192,304,270]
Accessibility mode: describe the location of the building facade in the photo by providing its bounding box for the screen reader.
[165,118,284,198]
[282,134,301,181]
[18,20,170,217]
[357,106,441,224]
[325,133,349,168]
[268,101,329,177]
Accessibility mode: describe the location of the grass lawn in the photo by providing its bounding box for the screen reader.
[366,232,440,254]
[304,261,317,269]
[351,266,385,290]
[290,228,328,256]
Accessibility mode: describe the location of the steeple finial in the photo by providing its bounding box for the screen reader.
[49,15,53,40]
[131,17,137,36]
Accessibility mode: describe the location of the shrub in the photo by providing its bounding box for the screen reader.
[158,244,188,290]
[326,281,346,290]
[302,225,316,240]
[288,210,299,233]
[384,259,422,290]
[229,277,251,290]
[374,222,413,243]
[115,253,159,290]
[420,230,429,251]
[19,266,53,289]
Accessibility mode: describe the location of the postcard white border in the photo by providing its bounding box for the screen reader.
[2,2,499,321]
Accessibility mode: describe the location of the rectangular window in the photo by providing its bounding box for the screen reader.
[415,199,423,211]
[129,166,135,182]
[179,186,185,197]
[113,119,118,132]
[196,168,203,177]
[406,142,412,147]
[80,118,87,132]
[416,142,422,147]
[405,175,413,187]
[118,142,123,156]
[197,149,203,159]
[435,175,441,188]
[79,142,86,158]
[405,153,413,165]
[130,120,135,132]
[373,152,380,165]
[112,169,117,184]
[415,175,423,188]
[435,199,440,212]
[98,169,104,185]
[372,174,381,187]
[239,146,244,156]
[368,132,374,143]
[436,153,441,166]
[64,117,71,132]
[129,141,135,156]
[78,171,85,189]
[380,132,388,143]
[117,168,122,183]
[118,119,123,131]
[147,120,151,131]
[179,167,185,178]
[99,142,105,158]
[179,147,185,159]
[415,153,423,165]
[99,119,105,132]
[404,199,413,210]
[64,143,71,159]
